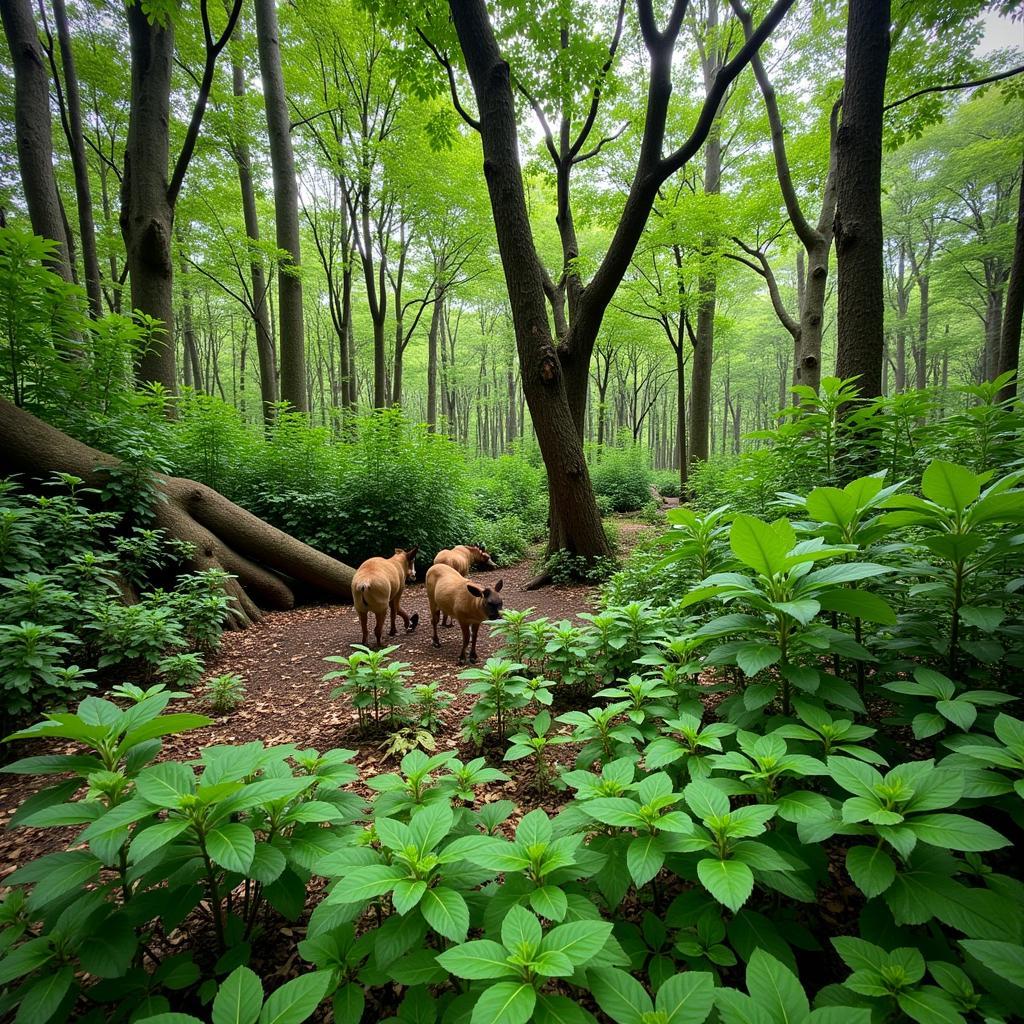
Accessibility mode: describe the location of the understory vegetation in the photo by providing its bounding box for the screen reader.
[1,388,1022,1024]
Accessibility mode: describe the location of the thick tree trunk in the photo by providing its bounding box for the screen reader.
[998,161,1024,400]
[833,0,890,399]
[50,0,102,315]
[0,399,354,623]
[120,3,176,390]
[449,0,610,565]
[232,58,278,423]
[985,289,1004,383]
[254,0,307,413]
[2,0,74,283]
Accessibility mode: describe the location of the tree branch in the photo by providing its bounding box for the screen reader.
[568,0,627,158]
[884,63,1024,111]
[415,26,480,131]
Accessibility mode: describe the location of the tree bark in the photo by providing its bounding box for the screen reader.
[998,156,1024,400]
[0,398,354,622]
[254,0,307,413]
[231,57,278,422]
[833,0,890,399]
[426,276,443,431]
[2,0,74,282]
[49,0,103,315]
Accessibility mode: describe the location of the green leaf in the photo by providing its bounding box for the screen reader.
[627,834,664,887]
[959,940,1024,988]
[730,515,794,576]
[14,965,74,1024]
[907,814,1009,852]
[896,987,966,1024]
[745,949,809,1023]
[135,763,196,807]
[589,967,654,1024]
[539,919,613,966]
[502,904,542,956]
[921,460,980,512]
[958,605,1004,632]
[697,859,754,912]
[684,781,730,821]
[529,885,568,922]
[471,981,536,1024]
[436,940,515,980]
[130,819,192,864]
[736,643,781,677]
[213,967,263,1024]
[420,886,469,942]
[654,971,715,1023]
[9,851,102,911]
[257,971,332,1024]
[330,864,404,902]
[817,589,897,625]
[845,846,896,898]
[206,824,256,874]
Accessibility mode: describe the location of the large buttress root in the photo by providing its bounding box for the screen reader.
[0,399,355,627]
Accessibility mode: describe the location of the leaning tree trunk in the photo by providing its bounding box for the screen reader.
[833,0,890,399]
[0,399,354,624]
[254,0,307,413]
[998,156,1024,401]
[1,0,74,283]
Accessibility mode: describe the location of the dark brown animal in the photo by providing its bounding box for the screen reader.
[426,562,504,663]
[352,547,419,647]
[432,544,497,625]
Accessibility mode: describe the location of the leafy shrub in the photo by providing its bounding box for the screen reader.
[470,513,531,566]
[204,671,247,713]
[654,470,682,498]
[589,440,654,512]
[324,644,414,730]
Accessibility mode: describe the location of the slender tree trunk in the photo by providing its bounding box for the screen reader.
[674,342,688,491]
[2,0,74,282]
[914,274,929,390]
[50,0,102,314]
[426,277,442,431]
[998,159,1024,400]
[254,0,306,412]
[834,0,890,399]
[231,58,277,422]
[985,288,1004,382]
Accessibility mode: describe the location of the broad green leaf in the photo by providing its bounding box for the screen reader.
[730,515,794,576]
[13,965,74,1024]
[420,886,469,942]
[213,967,263,1024]
[907,814,1009,852]
[436,940,516,980]
[135,763,196,807]
[959,940,1024,987]
[655,971,715,1023]
[539,919,613,966]
[845,845,896,898]
[257,971,332,1024]
[206,824,256,874]
[817,589,896,625]
[921,460,980,512]
[736,643,781,677]
[745,949,809,1023]
[471,981,536,1024]
[502,904,542,956]
[590,967,654,1024]
[697,859,754,912]
[529,885,568,921]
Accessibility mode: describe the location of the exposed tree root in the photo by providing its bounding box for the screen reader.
[0,399,355,627]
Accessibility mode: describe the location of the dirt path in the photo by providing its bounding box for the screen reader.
[0,536,657,874]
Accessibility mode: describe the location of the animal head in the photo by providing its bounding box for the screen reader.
[467,578,504,619]
[468,544,497,571]
[396,546,419,583]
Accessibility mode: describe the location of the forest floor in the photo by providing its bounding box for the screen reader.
[0,519,656,879]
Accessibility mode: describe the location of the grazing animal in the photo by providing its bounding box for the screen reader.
[352,547,419,648]
[426,562,504,663]
[432,544,497,625]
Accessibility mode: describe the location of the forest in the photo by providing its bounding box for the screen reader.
[0,0,1023,1022]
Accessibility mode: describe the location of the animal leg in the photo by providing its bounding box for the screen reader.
[431,607,441,648]
[389,601,398,636]
[394,599,418,632]
[469,623,480,663]
[458,622,470,663]
[357,609,368,647]
[374,612,384,647]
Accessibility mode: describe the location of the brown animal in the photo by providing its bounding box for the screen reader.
[426,562,504,663]
[352,547,419,647]
[432,545,497,625]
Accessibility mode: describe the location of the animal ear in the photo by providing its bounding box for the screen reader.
[466,583,484,598]
[494,579,504,592]
[407,546,419,558]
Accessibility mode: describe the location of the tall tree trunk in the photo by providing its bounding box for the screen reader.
[913,273,929,390]
[254,0,306,413]
[2,0,74,282]
[674,341,688,491]
[341,263,355,410]
[121,2,176,390]
[426,277,443,431]
[998,160,1024,400]
[231,57,277,423]
[985,288,1004,382]
[833,0,890,399]
[449,0,610,564]
[50,0,102,314]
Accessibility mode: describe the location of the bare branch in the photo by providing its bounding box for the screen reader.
[415,26,480,131]
[884,63,1024,111]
